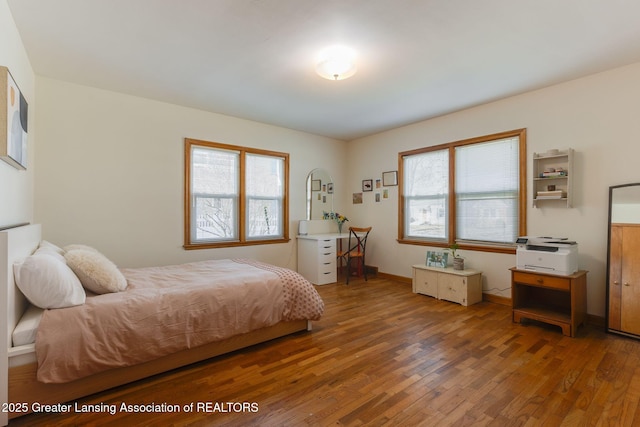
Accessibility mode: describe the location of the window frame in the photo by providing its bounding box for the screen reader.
[184,138,289,250]
[398,129,527,254]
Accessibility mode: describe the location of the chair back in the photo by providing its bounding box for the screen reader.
[347,226,372,255]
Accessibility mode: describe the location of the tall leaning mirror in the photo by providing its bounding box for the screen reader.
[606,183,640,338]
[306,168,333,220]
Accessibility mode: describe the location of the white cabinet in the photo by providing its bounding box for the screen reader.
[533,148,574,208]
[412,265,482,306]
[297,237,337,285]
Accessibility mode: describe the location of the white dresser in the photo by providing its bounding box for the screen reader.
[297,233,344,285]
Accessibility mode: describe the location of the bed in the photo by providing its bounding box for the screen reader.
[0,224,323,424]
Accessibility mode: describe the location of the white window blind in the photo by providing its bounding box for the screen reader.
[246,153,285,239]
[191,146,239,242]
[455,137,519,244]
[403,149,449,241]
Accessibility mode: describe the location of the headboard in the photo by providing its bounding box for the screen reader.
[0,223,40,426]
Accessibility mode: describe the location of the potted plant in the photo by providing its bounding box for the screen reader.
[448,243,464,270]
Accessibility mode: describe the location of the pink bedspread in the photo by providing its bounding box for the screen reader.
[35,259,324,383]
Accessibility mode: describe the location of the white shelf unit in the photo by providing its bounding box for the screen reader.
[532,148,574,208]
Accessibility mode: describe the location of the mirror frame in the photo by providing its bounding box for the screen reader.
[306,168,333,220]
[605,182,640,335]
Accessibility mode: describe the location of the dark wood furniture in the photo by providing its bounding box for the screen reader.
[510,268,587,337]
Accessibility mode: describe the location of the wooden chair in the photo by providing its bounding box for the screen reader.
[336,226,372,284]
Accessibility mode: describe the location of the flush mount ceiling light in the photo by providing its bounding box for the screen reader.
[316,45,357,81]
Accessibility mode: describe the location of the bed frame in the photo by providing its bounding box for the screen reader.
[1,224,310,424]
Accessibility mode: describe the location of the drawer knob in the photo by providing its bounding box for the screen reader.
[536,278,544,284]
[625,282,631,287]
[614,281,619,285]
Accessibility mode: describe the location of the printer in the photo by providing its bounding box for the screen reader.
[515,236,578,276]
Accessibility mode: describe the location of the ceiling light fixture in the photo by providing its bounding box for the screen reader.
[316,45,357,81]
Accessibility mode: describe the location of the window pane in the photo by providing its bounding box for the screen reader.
[247,198,282,238]
[192,146,238,194]
[457,196,518,243]
[455,138,519,244]
[246,153,284,239]
[405,196,447,239]
[403,149,449,240]
[193,196,237,240]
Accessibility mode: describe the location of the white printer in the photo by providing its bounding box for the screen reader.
[515,236,578,276]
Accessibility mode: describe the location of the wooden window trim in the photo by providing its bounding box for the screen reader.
[184,138,290,250]
[397,128,527,255]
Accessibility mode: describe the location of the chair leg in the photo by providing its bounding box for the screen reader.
[362,256,367,281]
[345,257,351,284]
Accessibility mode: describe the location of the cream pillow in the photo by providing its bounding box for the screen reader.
[14,254,86,309]
[63,244,99,253]
[64,249,128,294]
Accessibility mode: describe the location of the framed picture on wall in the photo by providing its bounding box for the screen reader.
[382,171,397,186]
[1,66,28,170]
[311,179,321,191]
[362,179,373,192]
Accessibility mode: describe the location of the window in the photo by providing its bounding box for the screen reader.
[399,129,526,253]
[184,138,289,249]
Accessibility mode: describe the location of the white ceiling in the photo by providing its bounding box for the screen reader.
[8,0,640,141]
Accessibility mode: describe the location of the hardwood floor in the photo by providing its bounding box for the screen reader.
[10,276,640,426]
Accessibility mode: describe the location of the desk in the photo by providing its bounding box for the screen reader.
[297,233,349,285]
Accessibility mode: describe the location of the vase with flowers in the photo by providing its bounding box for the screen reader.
[323,211,349,233]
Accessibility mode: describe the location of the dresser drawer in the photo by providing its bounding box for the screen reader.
[317,239,336,255]
[513,271,570,291]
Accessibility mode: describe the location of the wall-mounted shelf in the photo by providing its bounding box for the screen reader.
[532,148,574,208]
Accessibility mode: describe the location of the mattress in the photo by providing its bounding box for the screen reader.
[12,304,43,346]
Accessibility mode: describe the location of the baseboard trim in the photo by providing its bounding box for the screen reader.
[377,271,412,284]
[483,293,511,306]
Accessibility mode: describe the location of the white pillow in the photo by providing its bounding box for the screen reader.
[64,249,128,294]
[13,254,86,309]
[34,240,65,262]
[38,240,65,255]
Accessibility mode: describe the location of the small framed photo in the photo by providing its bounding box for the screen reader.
[426,251,448,268]
[382,171,398,186]
[362,179,373,192]
[353,192,363,204]
[327,182,334,194]
[311,179,321,191]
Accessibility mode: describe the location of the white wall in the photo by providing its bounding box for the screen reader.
[346,62,640,317]
[34,78,346,270]
[0,0,35,228]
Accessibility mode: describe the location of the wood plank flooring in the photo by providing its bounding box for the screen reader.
[10,276,640,426]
